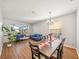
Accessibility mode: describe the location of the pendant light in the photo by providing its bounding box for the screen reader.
[47,11,54,25]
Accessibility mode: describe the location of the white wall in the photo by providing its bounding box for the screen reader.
[55,12,76,48]
[3,19,29,27]
[32,12,76,48]
[32,20,49,35]
[0,7,3,56]
[3,19,32,42]
[77,7,79,56]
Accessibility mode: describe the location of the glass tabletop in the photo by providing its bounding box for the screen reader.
[39,39,62,58]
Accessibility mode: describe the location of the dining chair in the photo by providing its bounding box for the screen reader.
[60,38,66,58]
[29,42,46,59]
[51,38,66,59]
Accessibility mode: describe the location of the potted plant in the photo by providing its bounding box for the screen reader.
[2,25,16,47]
[7,32,16,47]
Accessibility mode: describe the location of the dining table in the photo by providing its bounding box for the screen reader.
[38,39,63,59]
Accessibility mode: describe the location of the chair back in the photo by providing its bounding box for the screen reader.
[62,38,65,45]
[57,38,66,59]
[29,42,40,59]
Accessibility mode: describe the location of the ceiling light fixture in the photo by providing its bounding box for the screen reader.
[70,0,73,2]
[32,11,35,13]
[32,11,36,14]
[48,11,54,24]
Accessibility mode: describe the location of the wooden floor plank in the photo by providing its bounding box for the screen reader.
[0,40,79,59]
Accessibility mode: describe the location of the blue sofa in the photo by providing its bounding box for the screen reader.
[30,34,42,41]
[16,34,24,41]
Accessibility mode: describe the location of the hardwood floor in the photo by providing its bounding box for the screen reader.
[1,40,79,59]
[62,47,79,59]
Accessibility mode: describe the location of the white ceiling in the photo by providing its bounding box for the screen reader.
[2,0,79,23]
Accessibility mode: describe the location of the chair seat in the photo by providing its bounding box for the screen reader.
[51,56,56,59]
[40,55,56,59]
[33,54,46,59]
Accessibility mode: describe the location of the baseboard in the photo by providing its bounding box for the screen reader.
[64,45,79,58]
[64,44,76,50]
